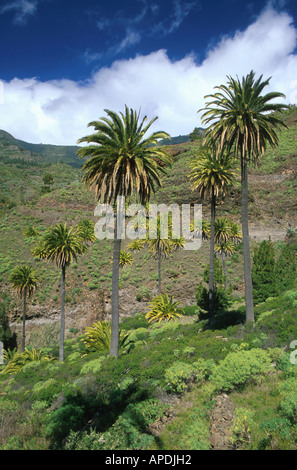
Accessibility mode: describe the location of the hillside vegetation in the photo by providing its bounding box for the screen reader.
[1,107,297,451]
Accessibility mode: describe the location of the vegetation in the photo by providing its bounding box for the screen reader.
[77,106,172,358]
[200,70,288,323]
[32,223,87,361]
[1,96,297,451]
[189,148,237,323]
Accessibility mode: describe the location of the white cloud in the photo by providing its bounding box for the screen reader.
[0,4,297,145]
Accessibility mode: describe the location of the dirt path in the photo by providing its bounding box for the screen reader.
[249,226,287,242]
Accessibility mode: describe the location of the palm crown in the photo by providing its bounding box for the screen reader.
[33,223,87,268]
[9,265,38,298]
[189,147,237,198]
[200,70,288,162]
[77,105,172,205]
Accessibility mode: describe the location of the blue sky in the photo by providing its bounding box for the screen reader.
[1,0,297,144]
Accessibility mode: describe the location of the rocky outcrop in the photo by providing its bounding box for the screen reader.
[209,394,235,450]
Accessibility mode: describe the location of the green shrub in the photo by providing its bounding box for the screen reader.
[195,283,231,319]
[229,408,255,449]
[145,294,184,324]
[46,404,85,445]
[210,348,272,392]
[164,359,214,394]
[80,357,105,375]
[65,399,167,451]
[165,361,195,394]
[32,378,60,403]
[258,417,292,450]
[252,239,277,303]
[279,377,297,423]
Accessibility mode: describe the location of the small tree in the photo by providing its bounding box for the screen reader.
[9,265,38,352]
[42,173,54,192]
[0,299,13,350]
[252,239,277,304]
[32,223,87,361]
[275,243,296,293]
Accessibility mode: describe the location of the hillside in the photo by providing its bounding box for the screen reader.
[0,130,82,167]
[1,109,297,339]
[1,107,297,451]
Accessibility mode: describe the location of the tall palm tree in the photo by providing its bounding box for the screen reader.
[77,106,171,357]
[189,148,236,323]
[32,223,86,361]
[200,70,288,322]
[9,265,38,352]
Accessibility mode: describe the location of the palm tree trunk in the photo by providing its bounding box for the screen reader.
[22,292,27,352]
[110,203,124,358]
[110,236,121,357]
[221,252,228,290]
[158,249,161,294]
[241,157,255,323]
[59,264,66,361]
[209,187,216,325]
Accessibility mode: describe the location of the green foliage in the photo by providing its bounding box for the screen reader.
[279,377,297,423]
[275,243,296,293]
[195,282,231,318]
[80,357,105,375]
[46,404,85,445]
[65,398,168,451]
[252,239,277,303]
[81,321,134,355]
[1,348,56,375]
[0,300,13,349]
[145,293,184,324]
[229,408,255,449]
[258,417,292,450]
[210,348,272,392]
[164,359,215,394]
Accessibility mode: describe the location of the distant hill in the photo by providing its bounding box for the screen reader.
[0,130,82,168]
[0,130,195,167]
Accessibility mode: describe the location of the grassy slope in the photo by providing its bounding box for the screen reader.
[1,107,297,450]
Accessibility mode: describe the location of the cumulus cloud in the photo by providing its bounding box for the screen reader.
[1,4,297,145]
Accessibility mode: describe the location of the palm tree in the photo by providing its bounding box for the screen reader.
[214,218,241,289]
[189,148,236,323]
[32,223,86,361]
[200,70,288,322]
[77,106,171,357]
[119,250,133,268]
[9,265,38,352]
[77,219,96,245]
[146,213,185,294]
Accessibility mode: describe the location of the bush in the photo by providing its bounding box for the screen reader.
[258,417,292,450]
[279,377,297,423]
[164,361,195,394]
[46,404,85,445]
[80,357,105,375]
[195,283,232,319]
[275,243,296,293]
[210,348,272,392]
[145,294,184,324]
[252,239,277,303]
[65,399,168,451]
[164,358,215,394]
